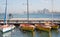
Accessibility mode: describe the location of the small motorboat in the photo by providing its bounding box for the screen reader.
[35,24,51,32]
[0,24,15,33]
[19,24,35,31]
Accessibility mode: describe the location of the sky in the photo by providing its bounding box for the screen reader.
[0,0,60,13]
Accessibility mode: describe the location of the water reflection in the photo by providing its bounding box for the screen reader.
[0,31,3,37]
[47,31,52,37]
[3,31,11,37]
[35,31,52,37]
[51,29,60,37]
[1,28,60,37]
[20,30,35,37]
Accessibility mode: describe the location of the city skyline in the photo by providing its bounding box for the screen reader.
[0,0,60,13]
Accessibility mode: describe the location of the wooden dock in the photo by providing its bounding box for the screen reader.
[0,18,60,24]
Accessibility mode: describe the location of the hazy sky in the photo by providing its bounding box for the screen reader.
[0,0,60,13]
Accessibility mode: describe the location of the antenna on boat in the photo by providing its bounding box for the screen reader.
[27,0,29,23]
[51,0,54,25]
[4,0,7,25]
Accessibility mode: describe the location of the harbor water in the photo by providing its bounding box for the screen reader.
[1,27,60,37]
[0,13,60,19]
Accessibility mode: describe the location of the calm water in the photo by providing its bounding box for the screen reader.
[0,13,60,19]
[1,27,60,37]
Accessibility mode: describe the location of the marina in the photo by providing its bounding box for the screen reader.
[0,0,60,37]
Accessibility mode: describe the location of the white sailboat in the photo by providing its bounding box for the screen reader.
[0,0,15,33]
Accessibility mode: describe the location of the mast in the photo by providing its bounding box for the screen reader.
[4,0,7,24]
[27,0,29,23]
[51,0,54,24]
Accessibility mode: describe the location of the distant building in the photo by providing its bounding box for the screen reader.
[42,8,49,14]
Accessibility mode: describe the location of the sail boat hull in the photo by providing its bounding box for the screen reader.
[35,24,51,32]
[0,25,15,33]
[51,24,59,29]
[19,24,35,32]
[44,22,59,29]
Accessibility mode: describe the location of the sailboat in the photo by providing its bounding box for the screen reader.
[50,0,59,29]
[35,0,59,32]
[0,0,15,33]
[19,0,35,31]
[43,0,59,29]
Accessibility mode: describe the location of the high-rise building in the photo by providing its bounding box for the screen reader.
[43,8,49,14]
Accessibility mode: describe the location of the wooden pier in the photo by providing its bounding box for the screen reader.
[0,18,60,25]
